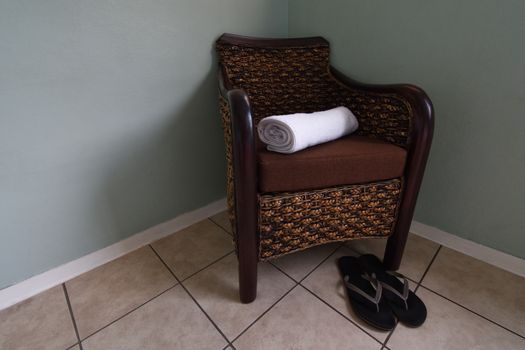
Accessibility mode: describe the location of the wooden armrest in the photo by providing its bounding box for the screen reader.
[329,67,434,265]
[218,64,258,251]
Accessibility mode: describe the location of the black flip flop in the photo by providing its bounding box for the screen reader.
[358,254,427,327]
[337,256,396,331]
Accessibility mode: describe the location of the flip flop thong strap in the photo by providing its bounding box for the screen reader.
[381,271,410,310]
[344,274,383,312]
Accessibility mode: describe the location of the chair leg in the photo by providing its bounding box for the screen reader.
[238,249,257,303]
[383,229,409,271]
[235,209,259,303]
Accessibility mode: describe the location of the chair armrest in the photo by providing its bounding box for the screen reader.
[329,67,434,265]
[218,65,258,253]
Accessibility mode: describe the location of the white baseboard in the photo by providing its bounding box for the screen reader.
[0,198,227,310]
[2,201,523,310]
[410,221,525,278]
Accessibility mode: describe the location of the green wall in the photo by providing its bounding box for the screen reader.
[2,0,523,289]
[0,0,287,288]
[289,0,525,259]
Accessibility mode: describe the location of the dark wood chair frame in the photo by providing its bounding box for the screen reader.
[217,34,434,303]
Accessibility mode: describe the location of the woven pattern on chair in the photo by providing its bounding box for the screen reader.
[216,42,412,148]
[258,178,403,260]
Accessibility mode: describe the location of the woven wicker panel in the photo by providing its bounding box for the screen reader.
[258,178,403,260]
[217,43,412,147]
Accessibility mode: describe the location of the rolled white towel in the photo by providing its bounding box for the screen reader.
[257,106,359,154]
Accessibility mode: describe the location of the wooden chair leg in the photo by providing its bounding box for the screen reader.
[383,229,409,271]
[238,251,257,303]
[235,205,258,303]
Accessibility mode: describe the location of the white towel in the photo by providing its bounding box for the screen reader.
[257,106,359,154]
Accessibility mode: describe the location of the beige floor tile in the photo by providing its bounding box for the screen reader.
[184,254,295,340]
[422,247,525,336]
[82,285,226,350]
[0,285,77,350]
[346,233,440,281]
[272,243,341,281]
[301,246,390,342]
[234,286,380,350]
[66,246,176,339]
[388,287,525,350]
[68,345,80,350]
[210,211,233,235]
[151,219,234,279]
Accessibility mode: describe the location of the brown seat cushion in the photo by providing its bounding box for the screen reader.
[257,135,407,193]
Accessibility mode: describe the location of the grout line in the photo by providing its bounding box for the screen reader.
[223,242,346,344]
[418,285,525,340]
[380,323,397,349]
[275,243,385,345]
[413,244,525,340]
[80,284,177,342]
[298,243,346,283]
[181,250,235,283]
[268,262,298,282]
[223,342,237,350]
[230,284,300,344]
[62,284,83,350]
[300,284,385,346]
[149,245,234,348]
[414,245,442,293]
[222,343,236,350]
[208,217,233,237]
[268,242,343,284]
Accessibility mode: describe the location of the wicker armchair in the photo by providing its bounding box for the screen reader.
[216,34,434,303]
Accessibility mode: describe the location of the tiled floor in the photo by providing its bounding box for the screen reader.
[1,211,525,349]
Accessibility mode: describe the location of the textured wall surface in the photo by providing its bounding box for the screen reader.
[0,0,287,288]
[289,0,525,258]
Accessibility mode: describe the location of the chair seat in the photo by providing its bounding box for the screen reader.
[257,135,407,193]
